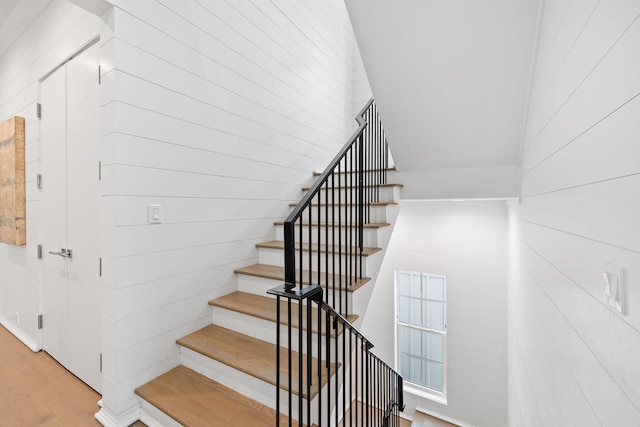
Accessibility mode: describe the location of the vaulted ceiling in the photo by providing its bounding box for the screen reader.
[345,0,541,198]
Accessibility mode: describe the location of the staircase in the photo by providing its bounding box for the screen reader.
[135,101,403,426]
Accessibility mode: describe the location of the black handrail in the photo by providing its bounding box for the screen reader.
[268,284,405,426]
[283,99,390,316]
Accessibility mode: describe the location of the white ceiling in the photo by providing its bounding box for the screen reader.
[345,0,540,173]
[0,0,20,26]
[0,0,50,58]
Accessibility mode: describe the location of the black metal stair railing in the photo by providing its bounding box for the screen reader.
[283,99,389,316]
[268,99,403,426]
[268,284,405,427]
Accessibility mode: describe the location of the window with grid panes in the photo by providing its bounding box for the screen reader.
[396,270,446,396]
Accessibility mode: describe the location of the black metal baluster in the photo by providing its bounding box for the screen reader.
[288,299,292,427]
[317,184,321,288]
[299,219,303,291]
[325,177,329,294]
[326,308,331,424]
[308,207,312,289]
[338,161,342,315]
[317,300,322,427]
[334,317,339,427]
[306,298,312,427]
[298,296,303,424]
[331,172,336,309]
[350,146,354,293]
[342,312,347,427]
[349,328,353,427]
[276,295,281,427]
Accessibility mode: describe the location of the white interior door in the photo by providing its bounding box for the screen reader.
[41,41,102,392]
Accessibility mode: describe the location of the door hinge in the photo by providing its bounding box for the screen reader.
[98,65,101,85]
[99,257,102,277]
[36,103,42,119]
[100,353,103,373]
[38,314,43,329]
[37,244,42,259]
[98,161,102,181]
[37,174,42,189]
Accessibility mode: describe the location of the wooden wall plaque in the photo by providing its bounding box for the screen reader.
[0,116,26,246]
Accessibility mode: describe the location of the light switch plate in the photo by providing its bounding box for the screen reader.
[147,204,162,224]
[603,263,624,314]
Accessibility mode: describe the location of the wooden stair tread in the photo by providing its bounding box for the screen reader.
[289,201,397,207]
[256,240,381,256]
[412,410,458,426]
[135,365,299,427]
[313,167,396,176]
[209,291,358,337]
[338,400,411,427]
[177,324,336,399]
[273,221,390,228]
[302,183,403,191]
[235,263,371,291]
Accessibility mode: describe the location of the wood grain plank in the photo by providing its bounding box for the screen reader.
[0,325,103,426]
[234,263,371,291]
[412,409,459,427]
[136,365,298,427]
[176,324,336,399]
[0,116,25,245]
[256,240,381,256]
[209,291,358,337]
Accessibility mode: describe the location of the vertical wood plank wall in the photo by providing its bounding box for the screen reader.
[362,200,509,427]
[0,0,101,346]
[100,0,366,415]
[0,116,26,246]
[509,0,640,424]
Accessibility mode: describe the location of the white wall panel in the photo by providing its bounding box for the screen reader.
[362,200,508,426]
[510,0,640,423]
[101,0,368,418]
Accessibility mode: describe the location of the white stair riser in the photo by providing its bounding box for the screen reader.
[236,274,354,314]
[181,347,287,417]
[139,401,183,427]
[288,204,390,224]
[211,305,342,361]
[258,246,376,276]
[180,347,350,424]
[305,185,400,205]
[275,224,382,247]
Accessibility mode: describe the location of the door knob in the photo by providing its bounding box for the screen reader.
[48,248,73,259]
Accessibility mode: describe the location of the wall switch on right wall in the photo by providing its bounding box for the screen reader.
[602,263,624,314]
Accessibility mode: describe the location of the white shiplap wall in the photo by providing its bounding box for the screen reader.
[361,200,508,426]
[509,0,640,424]
[100,0,364,418]
[0,1,101,348]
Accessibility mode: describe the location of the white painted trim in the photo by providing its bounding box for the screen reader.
[405,384,447,406]
[415,406,475,427]
[94,404,140,427]
[139,401,182,427]
[0,315,40,352]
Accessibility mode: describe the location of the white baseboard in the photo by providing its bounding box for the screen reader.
[0,315,40,352]
[139,401,182,427]
[95,404,141,427]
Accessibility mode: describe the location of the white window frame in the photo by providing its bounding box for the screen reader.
[395,270,447,403]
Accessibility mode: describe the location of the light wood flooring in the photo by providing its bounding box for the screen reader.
[0,325,145,427]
